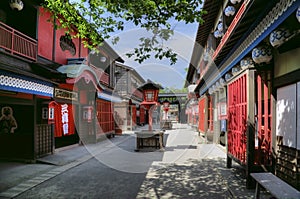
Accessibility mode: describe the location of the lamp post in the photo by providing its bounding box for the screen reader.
[139,80,161,131]
[162,99,170,121]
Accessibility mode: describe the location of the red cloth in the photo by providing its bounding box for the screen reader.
[52,102,75,137]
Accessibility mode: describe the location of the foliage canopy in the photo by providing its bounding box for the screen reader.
[43,0,205,64]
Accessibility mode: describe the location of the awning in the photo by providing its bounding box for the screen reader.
[0,70,54,97]
[97,91,123,103]
[57,64,104,90]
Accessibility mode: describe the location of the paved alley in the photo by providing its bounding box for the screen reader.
[0,124,270,199]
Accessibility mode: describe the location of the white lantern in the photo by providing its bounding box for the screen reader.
[252,45,273,64]
[10,0,23,11]
[240,57,254,70]
[230,0,242,4]
[208,87,213,95]
[232,66,241,76]
[217,22,223,32]
[225,73,232,82]
[214,30,223,38]
[297,7,300,23]
[219,78,225,87]
[269,28,292,47]
[225,6,235,17]
[212,84,216,93]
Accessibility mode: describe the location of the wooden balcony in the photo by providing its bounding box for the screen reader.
[89,64,110,86]
[0,22,37,62]
[132,87,143,99]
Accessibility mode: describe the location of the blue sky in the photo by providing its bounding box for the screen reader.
[107,21,199,89]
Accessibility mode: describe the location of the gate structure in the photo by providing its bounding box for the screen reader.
[227,69,273,187]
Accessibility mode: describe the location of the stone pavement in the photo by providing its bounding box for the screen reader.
[0,123,271,198]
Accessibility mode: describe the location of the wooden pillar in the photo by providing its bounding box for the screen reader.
[149,106,153,131]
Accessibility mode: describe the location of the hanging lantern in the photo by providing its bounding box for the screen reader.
[232,65,241,76]
[225,6,235,17]
[252,45,273,64]
[225,73,232,82]
[219,78,225,87]
[230,0,242,4]
[240,57,254,70]
[297,7,300,23]
[214,30,223,38]
[217,22,223,32]
[9,0,23,11]
[212,84,216,93]
[269,28,292,47]
[208,87,213,95]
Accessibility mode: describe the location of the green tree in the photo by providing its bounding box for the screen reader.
[160,86,188,94]
[43,0,205,65]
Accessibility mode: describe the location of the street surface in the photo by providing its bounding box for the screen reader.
[0,124,270,198]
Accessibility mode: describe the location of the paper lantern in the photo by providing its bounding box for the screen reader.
[269,28,292,47]
[225,6,235,17]
[9,0,23,11]
[240,57,254,70]
[225,73,232,82]
[252,45,273,64]
[214,30,223,38]
[230,0,242,4]
[219,78,225,87]
[232,66,241,76]
[217,22,223,32]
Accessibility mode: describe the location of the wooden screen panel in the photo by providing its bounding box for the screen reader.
[227,73,247,164]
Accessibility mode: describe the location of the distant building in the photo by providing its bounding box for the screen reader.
[114,62,145,133]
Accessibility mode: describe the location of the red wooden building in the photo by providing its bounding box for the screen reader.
[186,0,300,189]
[0,1,124,160]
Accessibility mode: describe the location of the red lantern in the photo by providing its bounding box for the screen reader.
[139,80,162,131]
[162,99,170,112]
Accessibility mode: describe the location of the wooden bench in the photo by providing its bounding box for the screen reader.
[250,172,300,199]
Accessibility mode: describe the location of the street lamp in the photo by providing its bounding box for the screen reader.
[162,99,170,120]
[139,80,162,131]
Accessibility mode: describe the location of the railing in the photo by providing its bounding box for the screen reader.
[0,21,37,61]
[132,87,143,99]
[89,64,110,86]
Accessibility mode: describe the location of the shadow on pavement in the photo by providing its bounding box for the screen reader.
[137,158,230,199]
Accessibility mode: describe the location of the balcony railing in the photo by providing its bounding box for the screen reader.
[89,64,110,86]
[0,21,37,61]
[132,86,143,99]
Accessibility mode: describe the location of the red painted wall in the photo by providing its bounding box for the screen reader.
[38,7,54,60]
[54,26,79,65]
[198,97,206,133]
[37,7,88,65]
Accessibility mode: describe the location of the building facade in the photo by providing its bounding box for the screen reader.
[114,62,145,133]
[186,0,300,189]
[0,1,123,160]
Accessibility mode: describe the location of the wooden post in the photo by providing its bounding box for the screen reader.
[148,105,153,131]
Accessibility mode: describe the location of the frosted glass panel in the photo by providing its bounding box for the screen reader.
[276,84,296,148]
